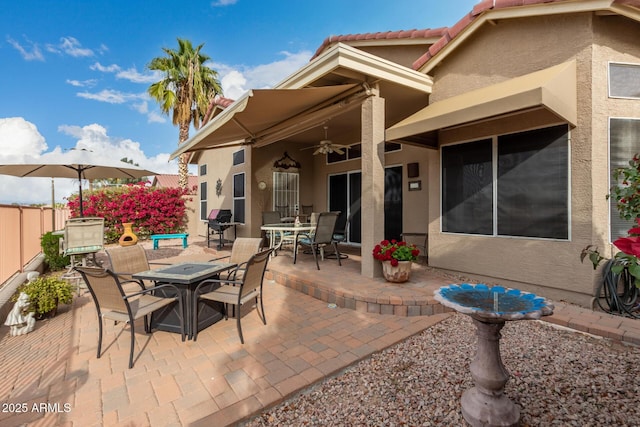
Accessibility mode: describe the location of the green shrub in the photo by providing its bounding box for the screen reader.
[12,276,74,319]
[41,232,70,271]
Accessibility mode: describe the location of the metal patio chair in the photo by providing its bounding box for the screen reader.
[293,211,342,270]
[210,237,263,280]
[192,248,273,343]
[74,266,185,369]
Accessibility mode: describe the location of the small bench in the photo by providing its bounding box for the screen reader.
[150,233,189,250]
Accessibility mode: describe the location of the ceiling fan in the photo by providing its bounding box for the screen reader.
[301,126,347,155]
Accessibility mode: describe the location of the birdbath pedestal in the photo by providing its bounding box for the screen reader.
[434,284,554,427]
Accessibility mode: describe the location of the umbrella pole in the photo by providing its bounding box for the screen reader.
[51,178,55,230]
[77,170,84,217]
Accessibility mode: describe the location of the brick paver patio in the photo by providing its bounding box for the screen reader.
[0,238,638,426]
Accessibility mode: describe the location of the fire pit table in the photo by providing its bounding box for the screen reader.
[434,283,554,427]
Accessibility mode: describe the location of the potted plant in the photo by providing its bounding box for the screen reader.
[372,239,420,283]
[12,276,75,319]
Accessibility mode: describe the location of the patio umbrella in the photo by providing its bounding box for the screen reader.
[0,149,157,216]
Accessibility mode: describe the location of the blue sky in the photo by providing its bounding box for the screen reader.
[0,0,478,204]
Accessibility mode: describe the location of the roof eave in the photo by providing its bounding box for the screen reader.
[418,0,630,74]
[277,42,433,94]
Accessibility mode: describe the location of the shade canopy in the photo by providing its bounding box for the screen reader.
[0,149,157,216]
[170,84,363,159]
[386,60,577,143]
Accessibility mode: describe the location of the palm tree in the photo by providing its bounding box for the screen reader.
[148,38,222,188]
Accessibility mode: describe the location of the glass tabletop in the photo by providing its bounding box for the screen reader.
[133,262,235,284]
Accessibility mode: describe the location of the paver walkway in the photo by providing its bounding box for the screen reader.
[0,238,638,426]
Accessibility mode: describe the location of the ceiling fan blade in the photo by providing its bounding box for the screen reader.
[313,147,324,155]
[334,147,345,155]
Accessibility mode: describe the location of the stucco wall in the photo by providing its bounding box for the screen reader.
[422,12,637,306]
[197,147,251,239]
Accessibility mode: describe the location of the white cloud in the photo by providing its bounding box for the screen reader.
[6,36,44,61]
[76,89,147,104]
[46,36,94,57]
[132,101,148,114]
[215,50,312,100]
[0,118,48,157]
[116,67,162,84]
[90,62,121,73]
[147,111,167,124]
[0,119,182,205]
[220,70,247,100]
[211,0,237,6]
[66,79,97,87]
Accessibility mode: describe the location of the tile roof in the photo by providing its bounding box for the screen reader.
[310,28,448,61]
[152,174,198,193]
[412,0,640,70]
[202,95,235,126]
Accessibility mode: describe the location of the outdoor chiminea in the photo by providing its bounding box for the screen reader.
[434,283,554,427]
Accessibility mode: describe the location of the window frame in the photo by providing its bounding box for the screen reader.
[232,149,245,166]
[608,62,640,100]
[608,117,640,242]
[440,124,571,241]
[199,181,208,221]
[232,172,245,223]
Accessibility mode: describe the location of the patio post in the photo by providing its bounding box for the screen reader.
[360,91,385,278]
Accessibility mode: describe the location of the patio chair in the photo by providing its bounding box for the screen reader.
[209,237,263,280]
[192,248,273,343]
[60,217,105,269]
[275,204,290,218]
[262,211,282,248]
[105,244,168,292]
[74,266,185,369]
[293,211,342,270]
[301,204,313,216]
[329,211,353,260]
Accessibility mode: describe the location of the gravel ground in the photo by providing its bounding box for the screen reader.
[243,314,640,427]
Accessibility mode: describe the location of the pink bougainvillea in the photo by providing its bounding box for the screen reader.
[66,183,191,243]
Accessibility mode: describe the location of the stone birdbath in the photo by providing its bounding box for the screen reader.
[434,283,554,427]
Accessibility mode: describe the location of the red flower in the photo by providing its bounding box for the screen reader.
[613,236,640,258]
[390,258,399,267]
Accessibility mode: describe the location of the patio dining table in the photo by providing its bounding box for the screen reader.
[133,262,236,339]
[261,222,315,255]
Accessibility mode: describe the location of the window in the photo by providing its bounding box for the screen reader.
[232,149,245,165]
[325,142,378,164]
[609,63,640,99]
[199,164,207,176]
[609,118,640,240]
[273,172,299,217]
[442,125,569,239]
[233,173,245,223]
[200,182,207,221]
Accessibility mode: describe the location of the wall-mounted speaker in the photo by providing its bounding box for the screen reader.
[407,162,420,178]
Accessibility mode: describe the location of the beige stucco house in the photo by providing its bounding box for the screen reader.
[172,0,640,307]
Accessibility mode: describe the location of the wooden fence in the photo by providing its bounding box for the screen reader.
[0,205,70,286]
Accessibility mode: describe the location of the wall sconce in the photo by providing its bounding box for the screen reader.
[216,178,223,197]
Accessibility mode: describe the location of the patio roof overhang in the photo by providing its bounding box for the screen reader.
[386,60,577,147]
[170,84,363,159]
[171,43,434,160]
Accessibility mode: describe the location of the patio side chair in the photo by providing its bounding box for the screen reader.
[105,244,157,292]
[262,211,283,248]
[293,211,342,270]
[192,248,273,343]
[74,266,185,369]
[209,237,263,280]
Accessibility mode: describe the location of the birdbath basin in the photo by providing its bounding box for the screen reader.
[434,284,554,427]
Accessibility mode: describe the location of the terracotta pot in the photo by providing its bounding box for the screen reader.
[118,222,138,247]
[381,260,412,283]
